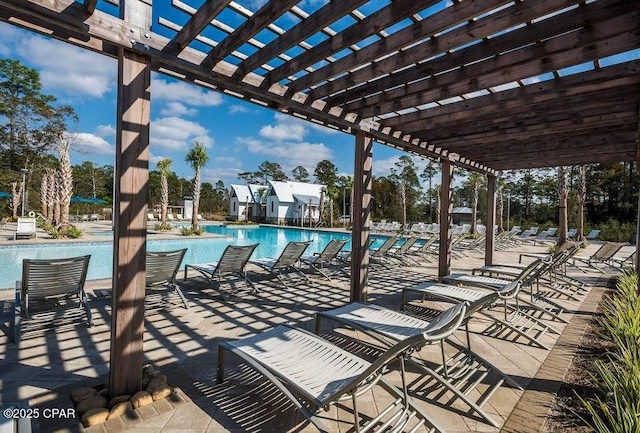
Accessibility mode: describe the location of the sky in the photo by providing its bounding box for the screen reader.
[0,19,430,188]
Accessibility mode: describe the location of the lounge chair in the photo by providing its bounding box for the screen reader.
[147,213,157,221]
[585,229,601,240]
[167,213,175,221]
[571,242,624,272]
[300,239,348,280]
[146,249,189,310]
[14,255,91,342]
[404,257,558,350]
[217,303,468,433]
[567,228,578,239]
[176,214,184,220]
[184,244,259,298]
[14,217,37,240]
[316,300,519,427]
[249,241,311,288]
[0,217,7,231]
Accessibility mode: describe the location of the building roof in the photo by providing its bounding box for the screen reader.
[452,207,473,214]
[229,184,267,203]
[268,181,325,203]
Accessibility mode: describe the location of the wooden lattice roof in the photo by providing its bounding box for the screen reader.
[1,0,639,173]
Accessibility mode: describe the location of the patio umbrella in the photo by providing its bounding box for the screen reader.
[87,197,108,204]
[70,196,93,203]
[0,191,12,198]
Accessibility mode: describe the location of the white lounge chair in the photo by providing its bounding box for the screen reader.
[217,303,468,433]
[317,300,519,427]
[147,213,157,221]
[300,239,348,280]
[14,217,37,240]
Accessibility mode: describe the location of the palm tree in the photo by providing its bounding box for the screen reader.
[157,158,172,225]
[185,142,209,229]
[58,136,73,233]
[40,172,48,219]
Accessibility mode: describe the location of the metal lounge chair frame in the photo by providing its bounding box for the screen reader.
[184,244,259,298]
[218,303,468,433]
[14,255,91,342]
[316,300,519,427]
[249,241,311,288]
[146,248,189,309]
[571,242,625,272]
[300,239,348,280]
[441,257,567,325]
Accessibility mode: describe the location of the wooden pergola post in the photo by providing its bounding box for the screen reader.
[485,174,497,266]
[109,0,151,398]
[350,131,373,302]
[438,158,454,278]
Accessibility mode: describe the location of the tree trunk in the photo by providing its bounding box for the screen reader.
[436,185,441,223]
[40,173,48,218]
[497,185,504,232]
[58,137,73,233]
[192,169,201,229]
[46,169,56,223]
[160,173,168,224]
[577,165,586,241]
[11,182,19,219]
[471,181,478,234]
[54,171,61,225]
[558,166,569,245]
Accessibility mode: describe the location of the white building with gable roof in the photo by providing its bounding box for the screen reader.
[265,181,325,225]
[228,184,268,221]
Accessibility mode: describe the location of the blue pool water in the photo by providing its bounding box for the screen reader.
[0,226,386,289]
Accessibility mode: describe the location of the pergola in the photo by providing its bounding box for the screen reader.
[1,0,638,398]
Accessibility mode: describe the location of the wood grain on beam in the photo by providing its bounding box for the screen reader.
[236,0,370,78]
[289,0,524,99]
[349,15,639,119]
[267,0,442,88]
[314,0,591,102]
[164,0,232,55]
[200,0,300,69]
[84,0,98,14]
[379,63,640,128]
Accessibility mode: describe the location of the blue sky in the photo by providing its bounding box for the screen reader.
[0,19,425,187]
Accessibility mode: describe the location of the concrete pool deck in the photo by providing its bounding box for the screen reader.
[0,224,630,432]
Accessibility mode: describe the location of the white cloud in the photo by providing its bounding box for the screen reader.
[151,117,213,151]
[95,124,116,137]
[151,78,223,107]
[238,137,332,173]
[66,132,115,156]
[214,156,242,166]
[15,36,115,98]
[203,167,243,185]
[0,22,21,56]
[259,122,306,141]
[229,105,250,114]
[160,102,198,117]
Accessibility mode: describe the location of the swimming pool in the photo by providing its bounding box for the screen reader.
[0,226,386,289]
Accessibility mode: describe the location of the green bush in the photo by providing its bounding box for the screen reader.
[180,226,204,236]
[154,222,173,231]
[598,218,635,243]
[579,271,640,432]
[66,225,83,239]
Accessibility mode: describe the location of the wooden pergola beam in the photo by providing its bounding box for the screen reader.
[289,0,528,99]
[236,0,370,78]
[263,0,437,87]
[84,0,98,14]
[200,0,300,69]
[379,63,640,128]
[316,0,592,103]
[164,0,232,55]
[345,14,638,118]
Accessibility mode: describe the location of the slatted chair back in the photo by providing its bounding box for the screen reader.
[20,255,91,317]
[272,241,310,269]
[586,229,601,240]
[394,236,420,255]
[215,244,259,276]
[372,235,398,255]
[14,217,37,239]
[314,239,348,264]
[597,242,624,261]
[146,249,187,288]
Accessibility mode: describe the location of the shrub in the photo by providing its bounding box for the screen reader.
[66,225,83,239]
[579,271,640,432]
[154,222,173,231]
[180,226,204,236]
